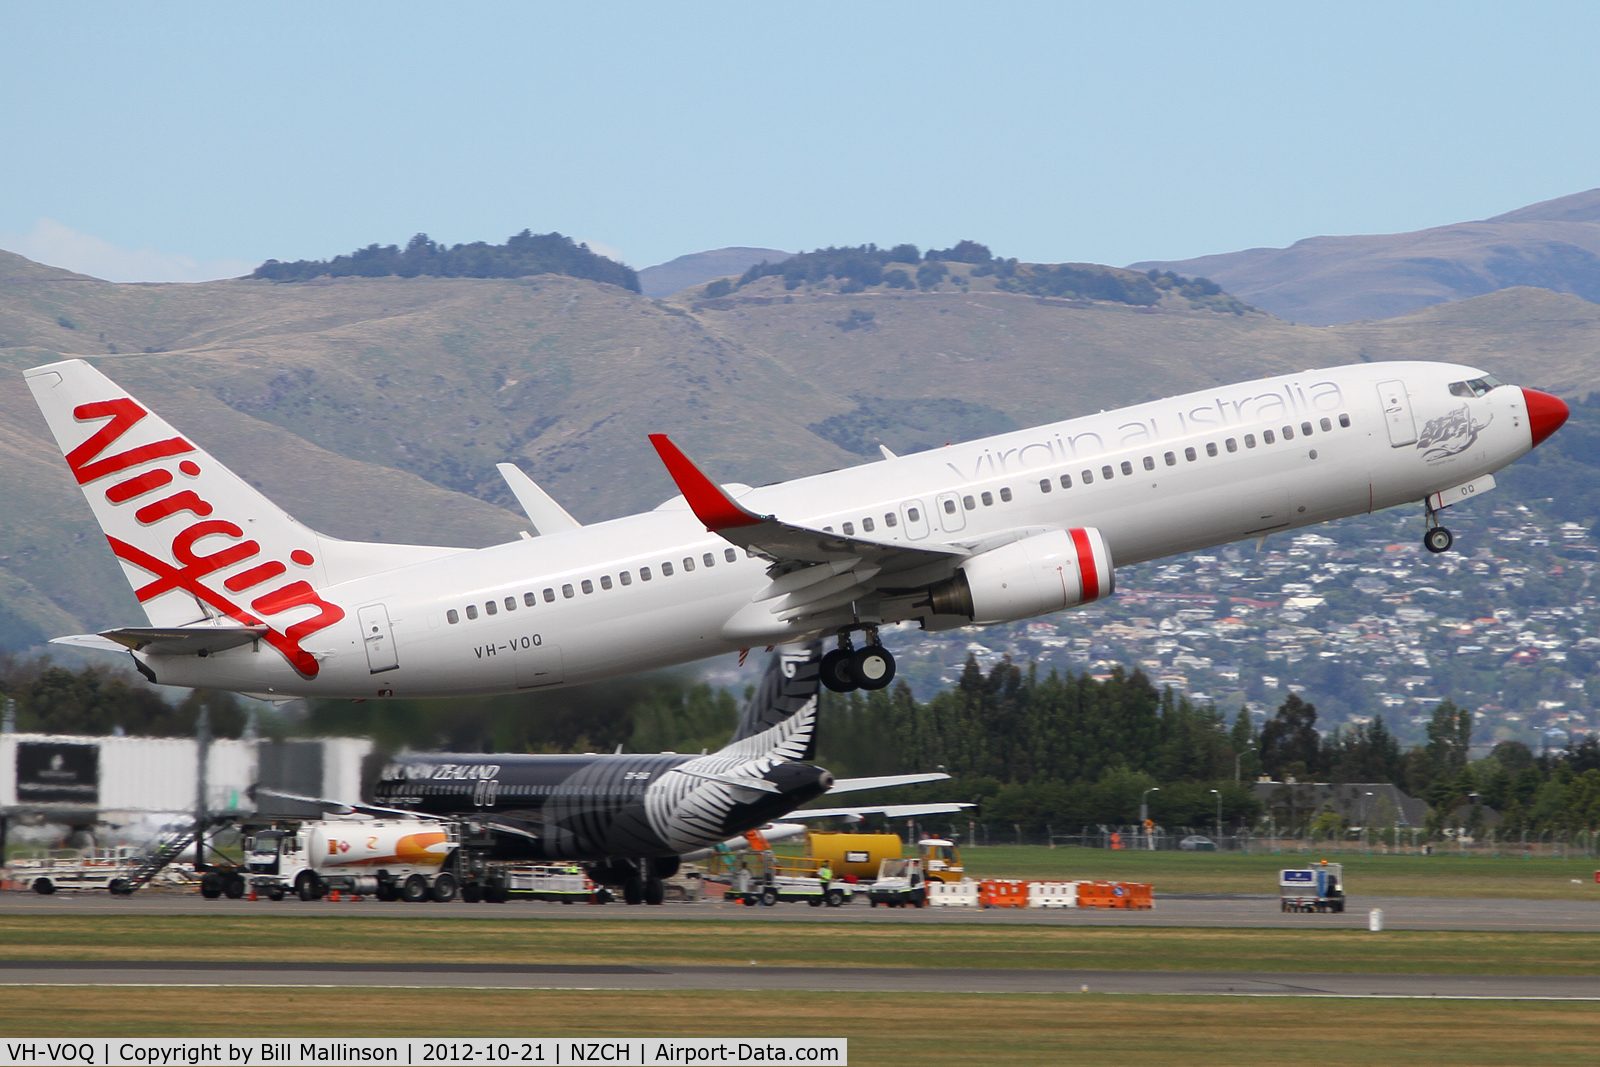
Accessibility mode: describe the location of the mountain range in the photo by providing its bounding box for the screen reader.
[1132,188,1600,325]
[2,191,1599,651]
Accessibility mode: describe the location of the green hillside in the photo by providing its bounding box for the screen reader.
[1,248,1597,650]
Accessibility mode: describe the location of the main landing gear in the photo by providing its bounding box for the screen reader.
[1422,501,1453,554]
[819,628,896,693]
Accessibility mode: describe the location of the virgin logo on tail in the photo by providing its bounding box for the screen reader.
[69,398,344,678]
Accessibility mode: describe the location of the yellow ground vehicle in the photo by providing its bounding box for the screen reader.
[804,832,964,883]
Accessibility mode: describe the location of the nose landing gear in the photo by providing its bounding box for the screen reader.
[819,628,897,693]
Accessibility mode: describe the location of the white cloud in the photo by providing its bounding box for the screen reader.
[0,218,253,283]
[578,238,630,267]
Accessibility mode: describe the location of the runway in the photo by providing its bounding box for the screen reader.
[0,960,1594,999]
[3,891,1597,932]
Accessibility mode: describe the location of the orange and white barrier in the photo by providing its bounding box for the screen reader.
[1027,881,1078,908]
[928,880,979,907]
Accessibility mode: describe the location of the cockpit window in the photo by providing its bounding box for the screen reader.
[1448,375,1502,398]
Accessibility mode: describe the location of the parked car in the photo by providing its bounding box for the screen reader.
[1179,835,1216,852]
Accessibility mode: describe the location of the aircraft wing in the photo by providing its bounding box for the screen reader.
[252,788,422,820]
[828,773,950,793]
[649,434,963,577]
[787,802,974,820]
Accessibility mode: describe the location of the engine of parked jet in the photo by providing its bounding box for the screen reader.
[926,527,1113,624]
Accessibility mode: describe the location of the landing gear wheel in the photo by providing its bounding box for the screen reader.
[431,873,458,903]
[819,649,857,692]
[460,882,483,904]
[644,878,665,906]
[200,874,223,900]
[1424,526,1453,553]
[401,874,430,903]
[267,887,285,902]
[623,878,644,906]
[107,879,126,896]
[485,884,509,903]
[296,872,324,902]
[32,878,55,896]
[224,874,246,899]
[375,883,396,902]
[850,645,895,690]
[759,886,779,907]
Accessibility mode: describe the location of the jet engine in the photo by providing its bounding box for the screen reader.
[925,527,1113,624]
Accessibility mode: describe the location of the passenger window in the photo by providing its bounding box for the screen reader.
[1225,438,1237,453]
[703,553,715,567]
[543,588,555,602]
[1164,452,1176,466]
[1039,478,1052,493]
[600,575,613,590]
[641,567,652,581]
[1120,461,1133,476]
[683,557,695,571]
[582,580,595,594]
[620,571,632,586]
[1101,465,1114,480]
[1338,413,1351,428]
[1320,418,1332,432]
[943,499,957,514]
[862,517,875,532]
[1263,429,1276,444]
[485,600,497,615]
[447,609,459,625]
[505,597,516,611]
[1282,425,1294,440]
[1060,474,1073,489]
[1301,421,1313,436]
[1244,434,1256,448]
[1184,447,1197,462]
[885,512,898,527]
[1081,469,1094,484]
[561,584,574,598]
[1205,443,1218,458]
[524,592,537,607]
[1143,456,1155,471]
[725,548,737,561]
[465,604,478,620]
[823,526,834,533]
[981,492,993,507]
[842,522,855,535]
[963,495,976,510]
[905,507,919,522]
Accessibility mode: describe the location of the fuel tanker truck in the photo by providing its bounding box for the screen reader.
[243,820,465,901]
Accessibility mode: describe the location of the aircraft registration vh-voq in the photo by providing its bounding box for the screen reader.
[27,357,1566,699]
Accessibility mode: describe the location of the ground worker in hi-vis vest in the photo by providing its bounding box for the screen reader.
[817,861,834,888]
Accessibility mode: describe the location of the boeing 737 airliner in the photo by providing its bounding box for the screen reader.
[26,357,1566,700]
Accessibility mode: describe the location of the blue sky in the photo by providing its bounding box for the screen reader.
[2,2,1597,281]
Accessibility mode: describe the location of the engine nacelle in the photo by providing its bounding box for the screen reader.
[927,527,1113,624]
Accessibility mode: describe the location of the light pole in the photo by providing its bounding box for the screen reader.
[1140,787,1159,851]
[1210,789,1222,840]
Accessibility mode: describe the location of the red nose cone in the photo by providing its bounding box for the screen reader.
[1522,388,1569,447]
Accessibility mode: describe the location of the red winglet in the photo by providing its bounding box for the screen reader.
[648,434,765,531]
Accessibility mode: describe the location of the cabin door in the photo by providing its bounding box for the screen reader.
[1377,380,1418,447]
[357,604,399,674]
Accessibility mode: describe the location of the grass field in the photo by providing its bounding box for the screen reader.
[2,987,1595,1065]
[5,915,1600,976]
[932,845,1600,898]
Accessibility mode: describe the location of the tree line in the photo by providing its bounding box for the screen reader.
[9,652,1600,837]
[250,230,639,291]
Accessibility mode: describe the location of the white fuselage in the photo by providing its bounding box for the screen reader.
[144,361,1537,699]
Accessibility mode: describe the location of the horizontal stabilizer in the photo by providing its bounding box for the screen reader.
[828,773,950,794]
[98,625,269,656]
[50,633,130,654]
[497,463,582,535]
[789,802,974,820]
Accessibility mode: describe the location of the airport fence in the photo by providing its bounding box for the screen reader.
[914,822,1600,859]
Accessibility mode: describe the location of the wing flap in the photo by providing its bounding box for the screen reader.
[789,802,974,820]
[98,625,269,656]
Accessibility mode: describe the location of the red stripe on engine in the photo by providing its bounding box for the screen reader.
[1070,528,1099,601]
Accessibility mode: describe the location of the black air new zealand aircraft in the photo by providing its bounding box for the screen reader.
[354,642,954,904]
